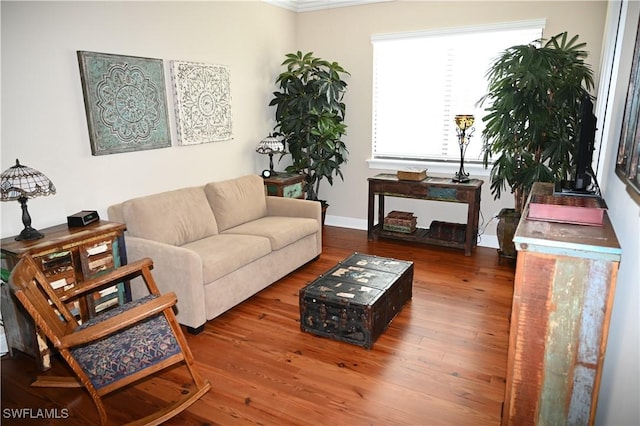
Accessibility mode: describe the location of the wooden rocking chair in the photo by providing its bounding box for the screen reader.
[8,255,211,425]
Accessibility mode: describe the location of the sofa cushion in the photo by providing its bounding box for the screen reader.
[204,175,267,232]
[122,186,218,246]
[222,216,319,250]
[181,234,271,283]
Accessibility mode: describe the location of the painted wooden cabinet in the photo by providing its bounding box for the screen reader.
[263,172,305,198]
[1,220,128,370]
[503,183,622,425]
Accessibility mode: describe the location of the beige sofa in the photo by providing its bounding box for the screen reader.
[107,174,322,332]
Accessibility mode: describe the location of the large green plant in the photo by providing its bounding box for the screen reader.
[479,32,595,212]
[269,51,349,203]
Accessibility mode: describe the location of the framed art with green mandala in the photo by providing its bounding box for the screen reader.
[77,51,171,156]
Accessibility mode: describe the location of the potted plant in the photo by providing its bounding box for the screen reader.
[269,51,349,217]
[478,32,595,258]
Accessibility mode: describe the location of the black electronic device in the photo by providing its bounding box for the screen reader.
[67,210,100,227]
[555,96,599,197]
[574,96,598,191]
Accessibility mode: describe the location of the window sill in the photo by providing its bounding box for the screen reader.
[367,158,490,177]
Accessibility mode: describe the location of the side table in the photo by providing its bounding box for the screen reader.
[367,173,483,256]
[263,172,305,198]
[1,220,128,370]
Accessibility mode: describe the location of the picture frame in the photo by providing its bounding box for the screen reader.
[77,51,172,156]
[615,20,640,199]
[171,60,232,146]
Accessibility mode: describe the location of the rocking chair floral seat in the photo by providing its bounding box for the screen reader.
[8,255,211,426]
[70,294,182,391]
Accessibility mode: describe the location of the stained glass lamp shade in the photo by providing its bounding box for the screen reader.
[256,135,286,176]
[1,159,56,241]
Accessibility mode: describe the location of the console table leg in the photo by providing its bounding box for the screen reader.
[367,187,375,240]
[465,205,475,256]
[377,195,385,235]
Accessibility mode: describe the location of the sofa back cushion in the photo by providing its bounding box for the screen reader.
[122,186,218,246]
[205,175,267,232]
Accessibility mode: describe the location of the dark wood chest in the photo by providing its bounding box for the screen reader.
[299,253,413,349]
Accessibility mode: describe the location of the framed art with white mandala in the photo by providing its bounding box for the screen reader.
[77,51,172,156]
[171,60,232,145]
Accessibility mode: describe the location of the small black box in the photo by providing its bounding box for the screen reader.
[67,210,100,227]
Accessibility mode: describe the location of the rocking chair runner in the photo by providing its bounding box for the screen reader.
[8,255,211,425]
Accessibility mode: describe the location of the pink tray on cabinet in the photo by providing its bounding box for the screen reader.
[527,195,607,226]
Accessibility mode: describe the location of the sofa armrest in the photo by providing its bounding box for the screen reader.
[122,235,206,330]
[266,197,321,222]
[266,197,322,254]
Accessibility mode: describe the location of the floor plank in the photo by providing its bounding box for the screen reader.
[1,226,515,425]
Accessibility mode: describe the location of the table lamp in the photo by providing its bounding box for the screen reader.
[1,159,56,241]
[256,134,286,178]
[453,115,475,183]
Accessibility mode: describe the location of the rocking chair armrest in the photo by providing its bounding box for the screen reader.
[58,258,156,303]
[58,292,177,349]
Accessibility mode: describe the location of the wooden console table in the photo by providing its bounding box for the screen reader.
[503,182,621,425]
[367,174,483,256]
[1,220,128,370]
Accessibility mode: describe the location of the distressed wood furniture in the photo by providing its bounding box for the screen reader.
[1,221,128,370]
[367,173,483,256]
[503,182,622,425]
[300,252,413,349]
[263,172,305,198]
[8,255,211,426]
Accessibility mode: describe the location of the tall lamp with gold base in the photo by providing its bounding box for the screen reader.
[453,114,475,183]
[1,159,56,241]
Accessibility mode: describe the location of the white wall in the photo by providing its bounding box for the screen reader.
[1,1,295,237]
[595,2,640,424]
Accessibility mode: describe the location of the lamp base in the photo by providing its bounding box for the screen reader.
[15,226,44,241]
[452,175,470,183]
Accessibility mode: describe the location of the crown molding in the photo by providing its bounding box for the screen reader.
[264,0,392,13]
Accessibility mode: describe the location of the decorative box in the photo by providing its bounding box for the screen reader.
[299,253,413,349]
[429,220,467,243]
[527,194,607,226]
[383,210,417,233]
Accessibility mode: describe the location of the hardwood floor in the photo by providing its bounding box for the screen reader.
[1,226,515,425]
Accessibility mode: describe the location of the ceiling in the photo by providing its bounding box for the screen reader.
[264,0,392,13]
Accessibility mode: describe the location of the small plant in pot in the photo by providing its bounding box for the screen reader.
[269,51,349,219]
[478,32,595,258]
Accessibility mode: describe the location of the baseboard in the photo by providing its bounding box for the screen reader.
[324,214,499,250]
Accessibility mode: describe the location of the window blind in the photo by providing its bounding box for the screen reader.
[372,20,545,164]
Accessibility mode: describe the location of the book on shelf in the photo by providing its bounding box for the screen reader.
[383,211,417,233]
[396,168,427,181]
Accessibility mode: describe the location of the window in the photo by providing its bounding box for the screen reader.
[371,20,545,168]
